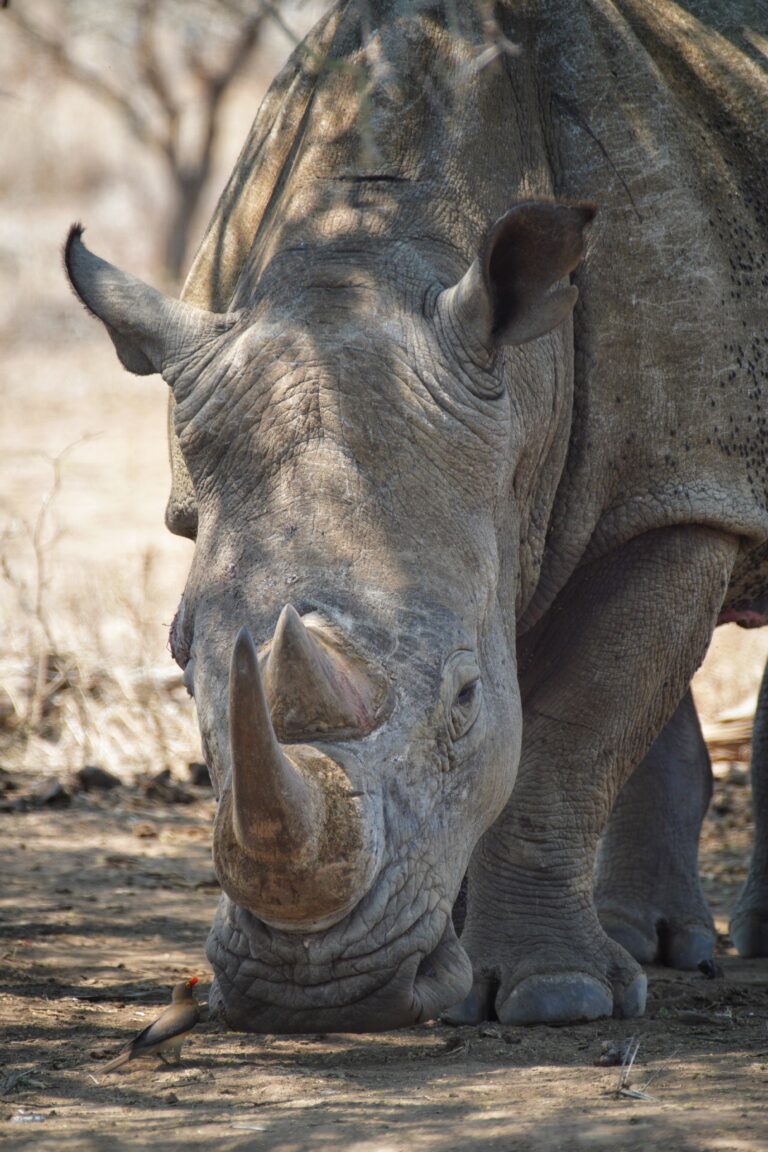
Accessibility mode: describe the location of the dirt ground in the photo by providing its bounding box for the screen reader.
[1,768,768,1152]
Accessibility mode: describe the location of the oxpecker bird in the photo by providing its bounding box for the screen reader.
[101,977,201,1072]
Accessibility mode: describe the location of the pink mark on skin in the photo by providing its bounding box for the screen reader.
[717,609,768,629]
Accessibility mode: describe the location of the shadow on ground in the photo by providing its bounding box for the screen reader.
[1,778,767,1151]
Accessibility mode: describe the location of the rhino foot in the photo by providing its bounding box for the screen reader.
[598,905,715,970]
[730,893,768,958]
[446,970,645,1026]
[498,970,646,1024]
[444,921,645,1026]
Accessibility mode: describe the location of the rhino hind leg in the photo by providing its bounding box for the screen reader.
[731,657,768,957]
[595,689,716,971]
[445,527,735,1026]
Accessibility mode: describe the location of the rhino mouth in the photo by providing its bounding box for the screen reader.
[206,889,472,1033]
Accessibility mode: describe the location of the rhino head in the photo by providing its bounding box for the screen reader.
[65,199,593,1031]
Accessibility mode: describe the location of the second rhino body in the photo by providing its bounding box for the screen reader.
[67,1,768,1030]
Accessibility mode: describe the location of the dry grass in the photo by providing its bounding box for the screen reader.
[0,462,200,781]
[0,357,200,782]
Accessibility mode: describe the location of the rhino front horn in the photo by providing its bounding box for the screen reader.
[213,626,383,931]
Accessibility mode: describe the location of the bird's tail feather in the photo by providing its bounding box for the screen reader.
[101,1049,132,1073]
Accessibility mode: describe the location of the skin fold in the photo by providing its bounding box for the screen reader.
[67,1,768,1029]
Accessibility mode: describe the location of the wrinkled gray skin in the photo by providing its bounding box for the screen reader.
[598,645,768,966]
[66,0,768,1030]
[732,655,768,956]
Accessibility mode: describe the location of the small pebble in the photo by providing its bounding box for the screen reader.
[595,1038,633,1066]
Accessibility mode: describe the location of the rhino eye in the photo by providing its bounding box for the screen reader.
[442,652,483,741]
[450,677,481,740]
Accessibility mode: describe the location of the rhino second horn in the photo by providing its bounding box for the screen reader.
[264,604,384,739]
[213,625,381,929]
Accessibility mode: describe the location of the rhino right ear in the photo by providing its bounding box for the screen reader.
[439,200,596,350]
[64,225,236,381]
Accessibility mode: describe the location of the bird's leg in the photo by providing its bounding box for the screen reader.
[160,1040,184,1065]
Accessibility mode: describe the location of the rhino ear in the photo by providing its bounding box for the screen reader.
[64,225,235,380]
[441,200,596,348]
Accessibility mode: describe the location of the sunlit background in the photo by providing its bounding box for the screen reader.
[1,1,327,777]
[1,0,767,784]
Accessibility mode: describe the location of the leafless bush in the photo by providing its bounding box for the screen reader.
[0,441,200,780]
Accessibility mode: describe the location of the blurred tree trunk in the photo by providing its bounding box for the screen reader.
[4,0,284,285]
[166,171,207,286]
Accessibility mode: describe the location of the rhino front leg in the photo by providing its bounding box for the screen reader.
[448,526,736,1026]
[595,689,716,970]
[731,657,768,956]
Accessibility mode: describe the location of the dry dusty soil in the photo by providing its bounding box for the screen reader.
[1,767,767,1152]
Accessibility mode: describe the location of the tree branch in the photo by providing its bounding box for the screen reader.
[136,0,181,168]
[6,7,163,151]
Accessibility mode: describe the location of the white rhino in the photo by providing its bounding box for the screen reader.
[66,0,768,1030]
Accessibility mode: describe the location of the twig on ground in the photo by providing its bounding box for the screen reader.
[610,1036,679,1102]
[615,1035,640,1091]
[0,1068,44,1096]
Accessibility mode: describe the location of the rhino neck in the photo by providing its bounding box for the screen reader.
[518,0,768,633]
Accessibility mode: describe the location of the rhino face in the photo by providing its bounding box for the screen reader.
[65,200,593,1030]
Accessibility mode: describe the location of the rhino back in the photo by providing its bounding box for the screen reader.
[521,0,768,627]
[220,8,562,311]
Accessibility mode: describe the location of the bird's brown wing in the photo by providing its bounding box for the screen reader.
[129,1002,200,1054]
